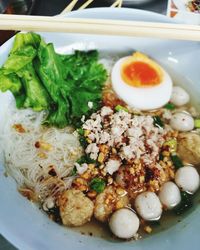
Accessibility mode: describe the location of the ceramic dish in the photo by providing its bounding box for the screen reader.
[0,7,200,250]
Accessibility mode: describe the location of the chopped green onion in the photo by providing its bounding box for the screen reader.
[115,105,128,113]
[77,155,96,165]
[171,154,183,169]
[164,103,175,110]
[153,116,164,128]
[164,139,177,153]
[194,119,200,128]
[89,178,106,193]
[79,136,88,148]
[159,152,164,161]
[174,191,193,215]
[77,128,84,136]
[71,166,77,176]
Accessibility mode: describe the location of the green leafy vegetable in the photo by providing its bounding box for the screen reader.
[174,191,193,215]
[171,154,183,169]
[0,33,49,111]
[153,116,164,128]
[17,63,50,111]
[0,70,25,108]
[164,103,175,110]
[0,70,21,94]
[10,32,41,54]
[60,50,107,126]
[35,41,70,127]
[89,178,106,193]
[4,46,37,72]
[0,32,107,128]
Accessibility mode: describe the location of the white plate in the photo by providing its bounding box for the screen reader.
[0,7,200,250]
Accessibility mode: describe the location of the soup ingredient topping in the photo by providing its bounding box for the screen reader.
[175,166,200,194]
[159,181,181,209]
[109,208,140,239]
[134,192,162,221]
[58,189,94,226]
[121,52,163,87]
[170,86,190,107]
[177,132,200,165]
[170,154,183,169]
[82,107,166,166]
[89,178,106,193]
[170,112,194,131]
[194,119,200,128]
[76,105,178,204]
[0,32,107,128]
[94,186,129,222]
[111,52,172,110]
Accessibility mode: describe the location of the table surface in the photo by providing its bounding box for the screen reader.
[0,0,168,249]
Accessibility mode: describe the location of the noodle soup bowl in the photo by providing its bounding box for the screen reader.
[0,7,200,250]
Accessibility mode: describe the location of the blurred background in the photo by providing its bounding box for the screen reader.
[0,0,168,249]
[0,0,168,45]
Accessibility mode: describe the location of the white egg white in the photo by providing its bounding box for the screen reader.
[111,56,173,110]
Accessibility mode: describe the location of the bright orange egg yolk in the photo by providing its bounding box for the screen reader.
[122,61,161,87]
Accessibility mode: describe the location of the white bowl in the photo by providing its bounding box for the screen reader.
[0,7,200,250]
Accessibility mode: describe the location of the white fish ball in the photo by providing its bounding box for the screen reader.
[109,208,140,239]
[170,112,194,131]
[159,182,181,209]
[175,166,200,194]
[135,192,162,221]
[170,86,190,106]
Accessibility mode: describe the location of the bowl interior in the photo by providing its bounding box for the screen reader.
[0,7,200,250]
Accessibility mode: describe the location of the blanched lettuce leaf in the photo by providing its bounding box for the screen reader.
[0,32,107,128]
[36,41,69,127]
[0,33,49,111]
[4,46,37,72]
[10,32,41,54]
[17,63,49,111]
[0,69,21,94]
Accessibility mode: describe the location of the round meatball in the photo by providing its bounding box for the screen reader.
[177,132,200,165]
[58,189,94,227]
[94,186,129,222]
[170,86,190,106]
[170,112,194,132]
[159,181,181,209]
[135,192,162,221]
[175,166,200,194]
[109,208,140,239]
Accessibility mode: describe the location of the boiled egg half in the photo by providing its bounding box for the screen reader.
[111,52,173,110]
